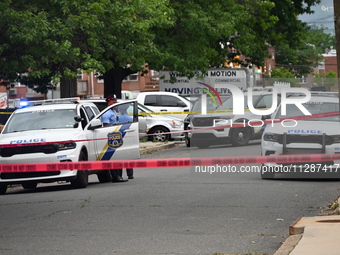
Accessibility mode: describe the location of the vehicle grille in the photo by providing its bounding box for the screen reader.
[0,144,58,157]
[192,117,215,127]
[1,171,61,179]
[280,135,333,145]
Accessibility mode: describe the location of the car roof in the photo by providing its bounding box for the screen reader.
[14,103,79,113]
[15,98,98,113]
[287,93,339,103]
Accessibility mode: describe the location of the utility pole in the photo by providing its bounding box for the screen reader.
[334,0,340,115]
[334,0,340,91]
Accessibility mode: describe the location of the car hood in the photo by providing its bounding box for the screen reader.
[0,129,83,145]
[264,120,340,136]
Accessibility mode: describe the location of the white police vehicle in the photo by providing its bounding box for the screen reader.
[184,95,230,147]
[79,99,184,142]
[261,93,340,179]
[0,98,140,194]
[188,91,277,148]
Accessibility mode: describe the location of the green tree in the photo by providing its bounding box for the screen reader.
[0,0,174,97]
[264,67,299,87]
[0,0,321,98]
[313,70,337,87]
[275,26,335,78]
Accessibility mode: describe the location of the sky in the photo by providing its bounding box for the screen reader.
[299,0,334,35]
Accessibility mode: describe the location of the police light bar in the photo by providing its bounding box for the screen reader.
[19,101,29,108]
[24,97,81,107]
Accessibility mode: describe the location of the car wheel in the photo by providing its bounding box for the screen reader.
[185,133,190,147]
[149,127,170,142]
[0,184,7,195]
[230,127,251,146]
[97,170,112,183]
[22,182,37,189]
[71,151,89,189]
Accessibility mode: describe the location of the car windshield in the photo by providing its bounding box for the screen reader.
[3,109,77,133]
[191,95,230,112]
[275,101,339,122]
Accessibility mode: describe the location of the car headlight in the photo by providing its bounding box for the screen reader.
[54,142,77,150]
[171,120,183,128]
[331,135,340,143]
[263,133,282,142]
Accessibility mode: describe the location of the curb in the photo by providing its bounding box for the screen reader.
[273,198,340,255]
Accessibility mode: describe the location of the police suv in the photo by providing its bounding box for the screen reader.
[188,91,277,148]
[261,93,340,179]
[0,98,140,194]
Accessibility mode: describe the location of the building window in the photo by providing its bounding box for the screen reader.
[77,72,83,80]
[318,61,325,70]
[123,73,139,82]
[300,76,307,83]
[94,73,104,83]
[151,70,159,76]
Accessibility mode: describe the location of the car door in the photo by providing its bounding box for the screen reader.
[137,106,148,137]
[86,101,140,161]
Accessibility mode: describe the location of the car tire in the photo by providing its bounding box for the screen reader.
[149,127,170,142]
[185,133,190,147]
[71,151,89,189]
[0,184,7,195]
[230,127,251,146]
[97,170,112,183]
[22,182,38,189]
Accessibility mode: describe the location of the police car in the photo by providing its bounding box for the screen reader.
[183,95,230,147]
[0,98,140,194]
[79,99,184,142]
[261,93,340,179]
[188,91,278,148]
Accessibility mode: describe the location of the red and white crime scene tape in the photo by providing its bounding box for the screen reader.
[1,111,340,173]
[1,153,340,173]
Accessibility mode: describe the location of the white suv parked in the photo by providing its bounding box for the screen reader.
[0,98,140,194]
[136,91,191,120]
[261,93,340,179]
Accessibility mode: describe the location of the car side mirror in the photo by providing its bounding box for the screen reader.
[74,115,83,122]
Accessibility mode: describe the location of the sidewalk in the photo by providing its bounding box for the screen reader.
[274,197,340,255]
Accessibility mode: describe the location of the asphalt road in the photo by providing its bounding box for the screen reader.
[1,141,340,255]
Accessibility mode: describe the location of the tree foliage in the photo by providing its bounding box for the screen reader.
[275,26,335,77]
[264,67,299,87]
[0,0,322,98]
[313,70,337,87]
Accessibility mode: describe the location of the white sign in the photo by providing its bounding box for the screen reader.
[159,68,250,95]
[0,93,7,109]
